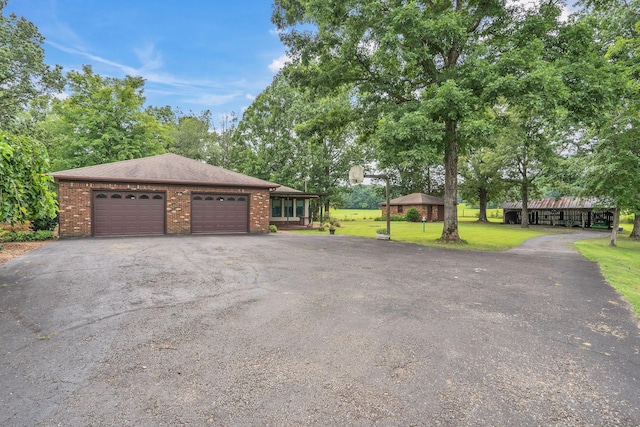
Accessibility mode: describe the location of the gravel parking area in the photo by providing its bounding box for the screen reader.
[1,233,638,425]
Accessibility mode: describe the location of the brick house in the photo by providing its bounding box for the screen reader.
[52,153,278,237]
[380,193,445,222]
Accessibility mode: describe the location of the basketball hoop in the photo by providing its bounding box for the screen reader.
[349,165,364,184]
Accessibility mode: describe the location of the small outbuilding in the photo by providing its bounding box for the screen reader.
[380,193,445,221]
[502,197,614,228]
[53,153,278,237]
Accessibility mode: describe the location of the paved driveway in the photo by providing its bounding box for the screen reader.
[1,233,638,426]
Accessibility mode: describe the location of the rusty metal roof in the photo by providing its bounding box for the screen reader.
[502,197,611,210]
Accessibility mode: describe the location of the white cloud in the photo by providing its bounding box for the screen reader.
[268,54,291,72]
[245,93,256,100]
[46,40,139,75]
[133,42,164,72]
[184,92,243,107]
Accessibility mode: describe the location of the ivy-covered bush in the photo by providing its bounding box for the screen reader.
[0,230,54,242]
[30,215,58,232]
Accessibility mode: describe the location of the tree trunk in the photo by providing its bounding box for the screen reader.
[477,188,488,223]
[439,121,461,242]
[521,181,529,228]
[630,213,640,239]
[609,208,620,247]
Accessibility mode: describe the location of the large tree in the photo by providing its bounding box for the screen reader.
[494,106,562,227]
[169,110,214,161]
[0,131,56,224]
[236,73,368,211]
[0,0,63,129]
[272,0,577,242]
[459,147,505,222]
[578,0,639,245]
[45,65,168,170]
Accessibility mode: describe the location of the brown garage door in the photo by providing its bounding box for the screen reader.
[191,194,248,234]
[93,191,165,236]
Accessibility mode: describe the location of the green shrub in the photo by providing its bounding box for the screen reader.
[327,216,341,227]
[405,208,420,222]
[374,215,405,221]
[376,228,388,235]
[0,230,54,242]
[30,215,58,232]
[269,225,277,233]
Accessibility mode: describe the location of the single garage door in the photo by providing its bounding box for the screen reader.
[191,194,248,234]
[93,191,165,236]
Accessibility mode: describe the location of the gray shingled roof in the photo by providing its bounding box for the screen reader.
[271,185,319,198]
[502,197,611,210]
[52,153,278,188]
[380,193,445,206]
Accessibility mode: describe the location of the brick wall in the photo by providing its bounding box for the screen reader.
[381,204,442,221]
[57,180,271,237]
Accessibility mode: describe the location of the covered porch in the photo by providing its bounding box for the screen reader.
[270,185,319,229]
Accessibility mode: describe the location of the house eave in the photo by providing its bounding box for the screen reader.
[53,175,277,189]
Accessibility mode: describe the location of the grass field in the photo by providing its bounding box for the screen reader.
[575,236,640,317]
[292,219,556,251]
[330,204,504,223]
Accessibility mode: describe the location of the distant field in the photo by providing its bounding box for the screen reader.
[330,209,381,221]
[329,205,504,223]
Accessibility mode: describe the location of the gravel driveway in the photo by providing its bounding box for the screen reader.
[1,232,638,426]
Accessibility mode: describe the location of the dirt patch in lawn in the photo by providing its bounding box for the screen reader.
[0,241,52,266]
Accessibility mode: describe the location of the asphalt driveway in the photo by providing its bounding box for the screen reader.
[1,232,638,426]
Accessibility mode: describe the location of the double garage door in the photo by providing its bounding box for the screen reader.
[191,194,248,234]
[92,190,248,236]
[93,191,166,236]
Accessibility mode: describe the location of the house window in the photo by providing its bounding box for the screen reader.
[296,200,304,217]
[272,199,282,217]
[398,205,404,213]
[284,199,293,217]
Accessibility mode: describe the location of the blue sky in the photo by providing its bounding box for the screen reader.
[6,0,288,121]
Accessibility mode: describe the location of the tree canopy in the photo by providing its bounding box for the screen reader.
[272,0,571,242]
[0,0,63,130]
[45,65,168,171]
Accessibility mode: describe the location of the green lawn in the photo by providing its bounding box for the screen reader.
[293,219,556,251]
[575,236,640,317]
[331,209,381,221]
[330,205,504,223]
